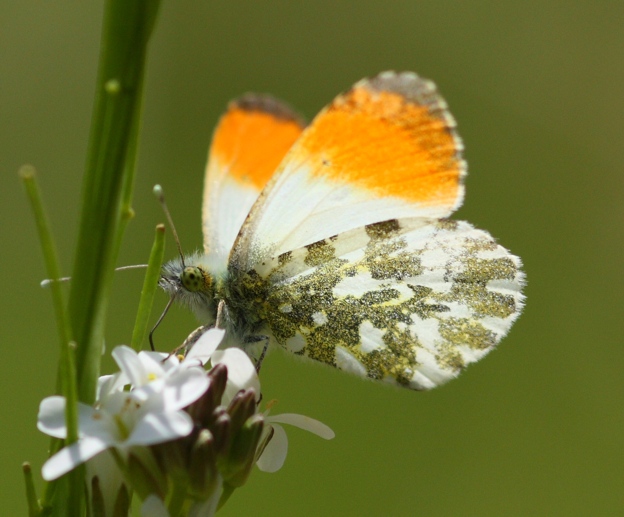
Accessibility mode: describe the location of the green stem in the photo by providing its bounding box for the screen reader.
[167,477,189,517]
[20,167,81,514]
[131,225,166,351]
[37,1,161,514]
[19,167,72,356]
[22,463,41,517]
[19,168,78,438]
[68,0,162,406]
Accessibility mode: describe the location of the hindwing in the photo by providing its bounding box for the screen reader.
[244,218,524,390]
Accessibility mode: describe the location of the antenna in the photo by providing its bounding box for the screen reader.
[149,290,177,351]
[153,184,185,268]
[41,264,148,288]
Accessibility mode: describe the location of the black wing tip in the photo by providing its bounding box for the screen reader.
[229,93,306,126]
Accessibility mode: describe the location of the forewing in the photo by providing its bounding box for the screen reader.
[202,95,304,268]
[250,219,524,390]
[231,72,466,271]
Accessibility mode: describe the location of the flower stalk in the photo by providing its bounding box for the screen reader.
[68,0,162,406]
[22,463,41,517]
[20,166,82,515]
[131,224,166,351]
[20,2,163,514]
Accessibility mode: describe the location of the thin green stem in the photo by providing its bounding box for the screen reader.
[22,463,41,517]
[20,167,82,513]
[131,225,166,351]
[19,167,72,354]
[19,168,79,435]
[19,166,78,436]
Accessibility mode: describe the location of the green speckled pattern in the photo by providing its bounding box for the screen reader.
[227,218,524,390]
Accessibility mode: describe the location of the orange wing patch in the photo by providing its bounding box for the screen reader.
[210,95,305,190]
[295,72,464,208]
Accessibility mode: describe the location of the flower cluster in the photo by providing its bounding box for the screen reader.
[37,329,334,516]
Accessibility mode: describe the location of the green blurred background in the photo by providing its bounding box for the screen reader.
[2,1,622,515]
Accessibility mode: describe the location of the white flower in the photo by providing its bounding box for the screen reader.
[110,344,211,409]
[36,325,336,512]
[199,343,336,473]
[38,345,210,481]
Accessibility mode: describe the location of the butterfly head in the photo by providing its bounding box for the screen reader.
[179,264,208,292]
[159,253,217,323]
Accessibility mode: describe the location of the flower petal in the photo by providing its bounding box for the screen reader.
[157,367,210,411]
[97,373,126,399]
[37,396,68,438]
[184,328,226,366]
[126,411,193,446]
[267,413,335,440]
[256,423,288,473]
[41,436,109,481]
[211,348,260,402]
[38,397,99,440]
[112,346,147,387]
[139,350,179,372]
[77,406,118,441]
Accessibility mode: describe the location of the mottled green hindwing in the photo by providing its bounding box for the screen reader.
[243,218,524,390]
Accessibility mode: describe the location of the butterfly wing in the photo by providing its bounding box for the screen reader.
[247,219,524,390]
[223,72,524,389]
[230,71,466,270]
[202,95,304,269]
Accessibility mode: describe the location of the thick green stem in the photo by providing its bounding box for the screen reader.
[38,1,161,515]
[68,0,161,405]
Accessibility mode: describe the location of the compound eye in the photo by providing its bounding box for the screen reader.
[181,266,204,292]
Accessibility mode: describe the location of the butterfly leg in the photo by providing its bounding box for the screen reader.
[181,325,210,353]
[164,302,225,360]
[163,325,209,362]
[243,334,270,373]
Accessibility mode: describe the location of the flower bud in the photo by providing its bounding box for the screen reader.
[210,410,232,457]
[221,414,265,487]
[226,389,257,437]
[188,429,220,500]
[188,363,228,428]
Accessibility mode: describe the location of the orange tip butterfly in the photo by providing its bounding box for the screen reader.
[160,71,525,390]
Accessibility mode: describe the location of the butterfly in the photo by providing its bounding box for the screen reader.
[159,71,525,390]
